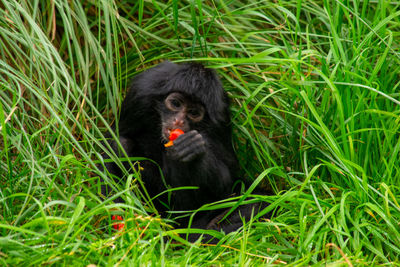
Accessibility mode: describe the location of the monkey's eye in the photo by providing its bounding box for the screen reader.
[170,99,181,109]
[188,109,199,117]
[188,107,205,122]
[165,95,183,111]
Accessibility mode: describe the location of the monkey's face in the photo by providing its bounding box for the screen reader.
[159,92,205,141]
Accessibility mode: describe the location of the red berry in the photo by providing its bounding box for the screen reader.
[169,129,184,141]
[111,215,124,230]
[164,129,184,147]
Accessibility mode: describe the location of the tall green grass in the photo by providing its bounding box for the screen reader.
[1,0,400,265]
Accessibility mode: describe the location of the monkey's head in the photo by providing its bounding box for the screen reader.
[161,62,229,124]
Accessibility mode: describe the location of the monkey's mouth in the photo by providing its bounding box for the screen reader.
[162,128,172,141]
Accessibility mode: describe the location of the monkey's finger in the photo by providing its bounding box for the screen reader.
[173,130,201,145]
[180,146,206,162]
[174,133,205,153]
[181,153,198,163]
[175,140,206,162]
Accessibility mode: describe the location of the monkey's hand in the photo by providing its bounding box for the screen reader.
[166,130,206,162]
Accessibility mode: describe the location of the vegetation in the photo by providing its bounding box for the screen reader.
[1,0,400,265]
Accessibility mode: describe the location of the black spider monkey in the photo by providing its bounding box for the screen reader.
[101,61,266,242]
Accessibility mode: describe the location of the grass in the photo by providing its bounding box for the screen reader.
[1,0,400,265]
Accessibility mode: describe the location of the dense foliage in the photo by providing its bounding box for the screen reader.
[1,0,400,265]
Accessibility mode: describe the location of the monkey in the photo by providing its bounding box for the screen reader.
[101,61,266,242]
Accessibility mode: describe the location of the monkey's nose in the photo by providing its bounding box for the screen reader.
[174,118,184,127]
